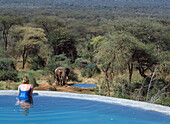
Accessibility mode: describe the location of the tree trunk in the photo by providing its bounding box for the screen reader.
[137,67,148,78]
[3,31,8,50]
[146,65,158,102]
[22,47,26,69]
[42,22,49,34]
[102,62,111,96]
[105,71,110,95]
[136,80,145,101]
[128,63,133,84]
[2,23,13,51]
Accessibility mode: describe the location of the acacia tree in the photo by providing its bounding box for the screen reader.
[95,31,159,95]
[0,16,22,50]
[13,27,47,69]
[33,16,65,34]
[112,18,168,53]
[47,27,77,61]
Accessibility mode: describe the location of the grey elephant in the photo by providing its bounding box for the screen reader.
[55,67,70,86]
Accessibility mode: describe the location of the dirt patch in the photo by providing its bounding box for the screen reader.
[34,82,97,94]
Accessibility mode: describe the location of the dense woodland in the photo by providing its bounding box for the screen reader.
[0,0,170,106]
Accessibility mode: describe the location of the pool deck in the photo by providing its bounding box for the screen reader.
[0,90,170,115]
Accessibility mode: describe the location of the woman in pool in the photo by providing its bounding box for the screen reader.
[17,76,33,100]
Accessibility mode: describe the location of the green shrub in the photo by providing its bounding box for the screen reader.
[0,49,10,58]
[158,97,170,107]
[81,63,101,77]
[74,58,88,69]
[30,56,46,71]
[0,84,4,90]
[68,69,79,82]
[0,58,16,71]
[52,54,68,61]
[29,74,39,87]
[13,84,19,90]
[49,87,57,91]
[0,58,18,81]
[0,71,18,81]
[113,79,141,98]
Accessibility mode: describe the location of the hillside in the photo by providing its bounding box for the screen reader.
[0,0,169,16]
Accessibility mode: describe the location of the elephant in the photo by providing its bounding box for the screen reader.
[55,67,70,86]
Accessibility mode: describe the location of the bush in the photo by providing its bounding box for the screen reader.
[68,69,79,82]
[74,58,88,69]
[81,63,101,78]
[0,49,10,58]
[0,58,18,81]
[0,58,16,71]
[49,87,57,91]
[30,56,46,71]
[29,74,39,87]
[13,84,19,90]
[0,71,18,81]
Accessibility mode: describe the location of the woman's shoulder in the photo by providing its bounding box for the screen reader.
[19,84,23,87]
[29,84,33,88]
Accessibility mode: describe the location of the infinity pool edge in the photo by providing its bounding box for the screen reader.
[0,90,170,115]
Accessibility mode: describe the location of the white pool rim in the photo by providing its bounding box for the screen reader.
[0,90,170,115]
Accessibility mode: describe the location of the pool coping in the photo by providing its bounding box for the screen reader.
[0,90,170,115]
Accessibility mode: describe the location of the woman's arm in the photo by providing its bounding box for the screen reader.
[18,85,20,95]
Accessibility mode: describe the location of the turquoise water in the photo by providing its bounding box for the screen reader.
[0,95,169,124]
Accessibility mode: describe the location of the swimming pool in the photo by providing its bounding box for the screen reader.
[0,91,170,124]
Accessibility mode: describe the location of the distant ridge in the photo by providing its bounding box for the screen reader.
[0,0,169,16]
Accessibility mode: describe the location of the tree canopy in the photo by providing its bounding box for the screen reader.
[13,26,47,68]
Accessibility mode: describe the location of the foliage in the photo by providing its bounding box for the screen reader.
[0,0,169,18]
[0,16,22,50]
[82,42,94,62]
[81,63,101,78]
[112,77,170,106]
[0,48,10,58]
[13,83,19,90]
[68,69,79,82]
[30,56,46,71]
[0,70,18,81]
[111,18,168,51]
[0,58,18,81]
[158,61,170,80]
[74,58,88,69]
[0,58,16,70]
[12,26,48,69]
[33,16,65,34]
[49,87,57,91]
[47,28,77,61]
[96,31,160,83]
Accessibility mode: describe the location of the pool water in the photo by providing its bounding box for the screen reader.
[0,95,169,124]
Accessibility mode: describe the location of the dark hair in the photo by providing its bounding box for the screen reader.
[23,76,29,84]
